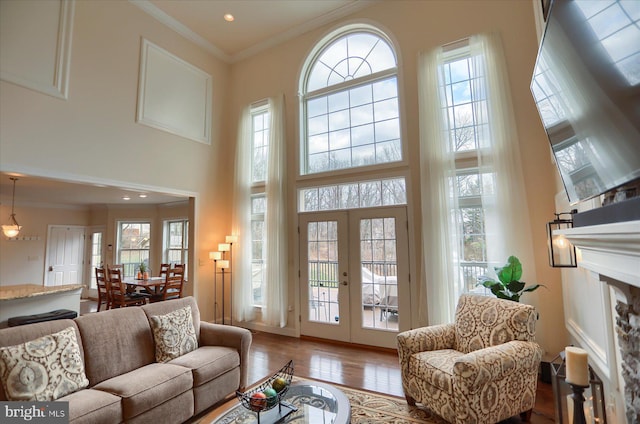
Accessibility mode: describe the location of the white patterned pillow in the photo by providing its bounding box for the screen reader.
[149,305,198,362]
[0,326,89,401]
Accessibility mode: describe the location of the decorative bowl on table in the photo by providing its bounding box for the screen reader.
[236,360,294,413]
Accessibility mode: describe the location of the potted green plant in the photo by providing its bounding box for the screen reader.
[139,262,148,280]
[477,255,544,302]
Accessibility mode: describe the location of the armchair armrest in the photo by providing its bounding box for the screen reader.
[453,340,543,391]
[199,322,252,390]
[397,323,456,364]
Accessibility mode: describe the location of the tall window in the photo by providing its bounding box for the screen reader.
[301,27,401,175]
[164,219,189,278]
[419,33,536,324]
[117,222,150,277]
[250,104,269,306]
[440,46,492,292]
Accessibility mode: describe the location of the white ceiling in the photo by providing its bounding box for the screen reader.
[0,172,188,207]
[139,0,376,62]
[1,1,376,207]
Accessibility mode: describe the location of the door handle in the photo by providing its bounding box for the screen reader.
[48,266,53,272]
[341,281,348,286]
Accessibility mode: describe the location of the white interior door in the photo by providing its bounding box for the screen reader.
[46,225,86,286]
[299,207,410,348]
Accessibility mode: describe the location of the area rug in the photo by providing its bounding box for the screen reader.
[335,380,448,424]
[194,377,447,424]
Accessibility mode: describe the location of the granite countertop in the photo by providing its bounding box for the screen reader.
[0,284,83,301]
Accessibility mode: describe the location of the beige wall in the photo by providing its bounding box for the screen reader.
[0,0,569,355]
[0,0,231,320]
[0,203,89,286]
[227,0,567,355]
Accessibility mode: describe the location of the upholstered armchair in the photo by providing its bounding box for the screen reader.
[397,294,542,424]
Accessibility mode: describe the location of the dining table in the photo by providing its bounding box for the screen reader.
[123,276,165,296]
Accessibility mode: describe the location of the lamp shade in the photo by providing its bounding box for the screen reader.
[547,212,577,268]
[2,222,21,238]
[225,235,238,243]
[209,251,222,260]
[218,243,231,252]
[217,260,229,269]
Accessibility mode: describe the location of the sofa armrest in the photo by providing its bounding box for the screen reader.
[199,322,252,390]
[453,340,543,390]
[397,323,456,364]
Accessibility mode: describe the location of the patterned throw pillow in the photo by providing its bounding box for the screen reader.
[149,305,198,362]
[0,326,89,401]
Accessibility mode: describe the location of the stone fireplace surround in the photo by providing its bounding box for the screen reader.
[558,216,640,423]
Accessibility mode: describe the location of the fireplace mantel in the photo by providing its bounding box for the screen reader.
[556,220,640,289]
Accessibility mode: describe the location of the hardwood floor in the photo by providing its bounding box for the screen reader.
[80,300,556,423]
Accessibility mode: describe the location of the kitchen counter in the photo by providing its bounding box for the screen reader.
[0,283,83,301]
[0,284,83,327]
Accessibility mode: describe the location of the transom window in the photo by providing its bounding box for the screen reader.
[301,28,402,175]
[298,177,406,212]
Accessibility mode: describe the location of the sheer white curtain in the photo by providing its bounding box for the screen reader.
[418,48,463,325]
[418,33,537,324]
[470,33,536,279]
[232,104,256,323]
[263,94,288,328]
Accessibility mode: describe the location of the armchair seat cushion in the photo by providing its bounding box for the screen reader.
[410,349,463,394]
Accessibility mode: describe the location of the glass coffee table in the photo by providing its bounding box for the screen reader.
[211,381,351,424]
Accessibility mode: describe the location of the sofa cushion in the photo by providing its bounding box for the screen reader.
[149,305,197,362]
[59,388,122,424]
[0,326,89,401]
[168,345,239,387]
[409,349,463,395]
[93,363,192,420]
[75,307,155,385]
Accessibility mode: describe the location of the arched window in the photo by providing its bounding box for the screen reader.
[300,26,401,175]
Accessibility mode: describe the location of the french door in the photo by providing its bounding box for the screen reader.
[299,206,410,348]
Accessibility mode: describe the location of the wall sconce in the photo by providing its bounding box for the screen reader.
[550,350,607,424]
[547,210,577,268]
[2,177,22,238]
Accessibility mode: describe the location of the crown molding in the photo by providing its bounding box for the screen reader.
[130,0,231,62]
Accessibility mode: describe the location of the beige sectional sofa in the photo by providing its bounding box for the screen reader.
[0,296,252,424]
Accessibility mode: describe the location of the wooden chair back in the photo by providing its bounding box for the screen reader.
[162,266,185,301]
[95,267,110,311]
[107,268,146,308]
[159,263,170,278]
[107,264,125,280]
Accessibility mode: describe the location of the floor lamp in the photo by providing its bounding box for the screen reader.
[209,252,222,324]
[217,259,229,325]
[225,235,237,325]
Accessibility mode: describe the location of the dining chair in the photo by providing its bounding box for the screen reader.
[107,268,150,308]
[94,267,111,311]
[150,266,185,303]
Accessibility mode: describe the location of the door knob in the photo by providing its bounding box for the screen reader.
[48,266,53,272]
[341,281,348,286]
[343,271,347,276]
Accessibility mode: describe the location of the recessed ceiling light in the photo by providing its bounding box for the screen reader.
[122,195,131,201]
[138,194,147,198]
[224,13,234,22]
